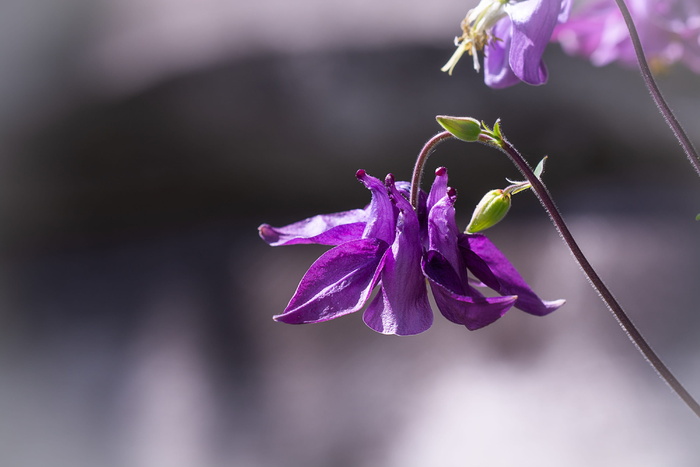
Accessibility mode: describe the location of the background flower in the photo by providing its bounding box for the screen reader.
[485,0,573,87]
[553,0,700,72]
[443,0,572,87]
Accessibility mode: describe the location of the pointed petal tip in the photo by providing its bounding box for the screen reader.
[435,166,447,176]
[258,223,278,243]
[518,298,566,316]
[461,294,518,331]
[543,298,566,314]
[272,310,331,325]
[273,307,303,323]
[272,312,292,323]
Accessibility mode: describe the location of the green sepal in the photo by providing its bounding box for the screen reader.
[492,119,502,139]
[436,116,482,142]
[505,156,548,194]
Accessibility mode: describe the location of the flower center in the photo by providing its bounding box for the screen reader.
[441,0,509,75]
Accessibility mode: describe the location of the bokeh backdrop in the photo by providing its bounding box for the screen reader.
[1,1,699,466]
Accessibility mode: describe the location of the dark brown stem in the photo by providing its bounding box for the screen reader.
[485,133,700,418]
[410,131,453,208]
[612,0,700,177]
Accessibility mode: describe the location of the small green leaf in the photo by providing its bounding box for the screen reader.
[436,116,482,142]
[696,213,700,221]
[534,156,547,179]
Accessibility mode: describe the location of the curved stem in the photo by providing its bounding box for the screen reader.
[612,0,700,177]
[484,132,700,418]
[410,131,453,207]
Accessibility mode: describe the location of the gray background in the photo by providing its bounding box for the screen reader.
[0,1,699,466]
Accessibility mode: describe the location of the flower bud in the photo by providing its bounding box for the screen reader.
[465,189,511,233]
[436,116,482,142]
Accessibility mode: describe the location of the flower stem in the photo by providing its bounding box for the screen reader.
[484,132,700,418]
[612,0,700,177]
[410,131,454,207]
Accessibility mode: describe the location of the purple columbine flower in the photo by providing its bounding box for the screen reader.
[553,0,700,73]
[442,0,572,88]
[259,168,564,335]
[259,170,434,335]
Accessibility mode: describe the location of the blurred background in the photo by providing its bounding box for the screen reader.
[0,0,699,466]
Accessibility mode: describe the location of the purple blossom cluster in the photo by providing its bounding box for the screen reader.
[443,0,572,87]
[553,0,700,73]
[449,0,700,88]
[485,0,572,87]
[259,168,563,335]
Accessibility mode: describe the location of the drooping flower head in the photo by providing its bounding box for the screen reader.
[443,0,572,87]
[553,0,700,73]
[259,168,564,335]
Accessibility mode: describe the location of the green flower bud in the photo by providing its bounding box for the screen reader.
[465,189,511,233]
[436,116,482,142]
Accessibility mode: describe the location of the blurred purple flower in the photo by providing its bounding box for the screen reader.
[553,0,700,73]
[443,0,572,88]
[259,168,564,335]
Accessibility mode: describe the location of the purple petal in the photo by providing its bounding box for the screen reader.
[397,180,428,226]
[459,234,565,316]
[356,170,396,244]
[426,187,464,277]
[422,251,516,331]
[258,209,367,246]
[505,0,561,85]
[558,0,573,22]
[275,238,388,324]
[363,175,433,335]
[423,188,516,330]
[553,0,628,66]
[484,18,523,88]
[426,167,449,213]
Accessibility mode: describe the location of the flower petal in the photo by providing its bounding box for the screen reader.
[275,238,388,324]
[426,167,449,213]
[363,175,433,335]
[422,250,516,331]
[396,180,428,225]
[484,18,523,88]
[505,0,561,85]
[558,0,573,22]
[422,177,515,331]
[258,209,367,246]
[426,187,464,276]
[356,170,396,244]
[259,169,395,247]
[459,233,565,316]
